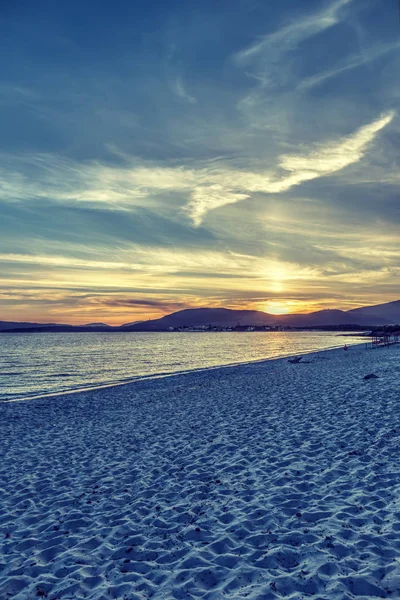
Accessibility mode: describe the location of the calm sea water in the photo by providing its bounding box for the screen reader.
[0,331,365,401]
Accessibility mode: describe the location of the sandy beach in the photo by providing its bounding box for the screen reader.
[1,344,400,599]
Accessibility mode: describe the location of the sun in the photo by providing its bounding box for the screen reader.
[263,301,291,315]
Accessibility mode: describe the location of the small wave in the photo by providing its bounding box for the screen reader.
[0,371,24,376]
[48,373,75,378]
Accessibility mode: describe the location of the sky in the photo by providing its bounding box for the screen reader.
[0,0,399,325]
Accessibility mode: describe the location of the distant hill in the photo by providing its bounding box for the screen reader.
[0,320,57,331]
[123,304,396,331]
[123,308,278,330]
[0,322,112,333]
[347,300,400,323]
[1,299,398,332]
[278,309,392,328]
[1,325,116,333]
[77,322,113,328]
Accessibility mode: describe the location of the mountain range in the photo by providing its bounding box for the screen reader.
[1,299,399,332]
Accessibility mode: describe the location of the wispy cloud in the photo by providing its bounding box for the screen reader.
[0,112,394,227]
[272,112,395,189]
[187,186,250,227]
[0,83,40,104]
[233,0,358,133]
[0,248,263,277]
[186,111,394,224]
[173,75,197,104]
[298,41,400,91]
[235,0,353,80]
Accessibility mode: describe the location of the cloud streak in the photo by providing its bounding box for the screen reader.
[185,111,394,224]
[173,76,197,104]
[235,0,353,84]
[297,42,400,91]
[0,112,394,227]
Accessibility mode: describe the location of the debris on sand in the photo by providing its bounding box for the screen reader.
[288,356,303,364]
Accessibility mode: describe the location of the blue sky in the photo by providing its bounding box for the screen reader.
[0,0,399,323]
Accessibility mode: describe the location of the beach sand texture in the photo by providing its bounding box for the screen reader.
[1,345,400,599]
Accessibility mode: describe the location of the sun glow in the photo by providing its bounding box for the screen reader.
[263,301,291,315]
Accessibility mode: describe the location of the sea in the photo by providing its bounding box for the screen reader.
[0,331,366,401]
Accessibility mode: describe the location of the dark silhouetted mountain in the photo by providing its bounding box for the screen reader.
[123,305,395,330]
[2,299,398,332]
[123,308,278,330]
[347,300,400,324]
[279,309,392,327]
[77,322,113,328]
[2,324,115,333]
[0,320,57,331]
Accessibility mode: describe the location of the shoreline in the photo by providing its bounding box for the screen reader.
[1,343,399,599]
[1,340,367,405]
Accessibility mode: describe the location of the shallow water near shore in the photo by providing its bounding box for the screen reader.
[0,330,366,401]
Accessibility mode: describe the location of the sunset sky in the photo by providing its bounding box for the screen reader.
[1,0,399,325]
